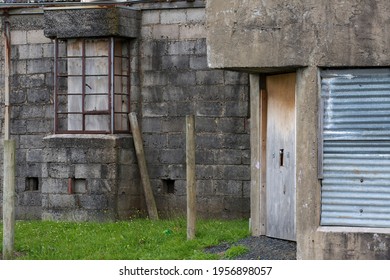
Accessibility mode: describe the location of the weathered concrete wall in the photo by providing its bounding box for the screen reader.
[207,0,390,69]
[0,2,251,221]
[44,7,141,39]
[42,135,141,221]
[139,6,250,218]
[207,0,390,259]
[0,14,53,219]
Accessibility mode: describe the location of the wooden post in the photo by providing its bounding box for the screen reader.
[2,19,16,260]
[3,140,16,260]
[128,113,159,220]
[186,115,196,240]
[250,74,263,236]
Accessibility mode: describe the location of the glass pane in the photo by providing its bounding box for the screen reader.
[68,58,82,76]
[68,76,83,94]
[85,57,109,75]
[85,39,109,57]
[57,58,68,76]
[85,115,110,132]
[57,95,67,113]
[67,39,83,57]
[57,114,68,131]
[68,114,83,131]
[57,40,67,58]
[85,76,109,94]
[114,94,129,113]
[57,76,68,94]
[85,95,109,112]
[68,95,82,113]
[114,76,128,94]
[114,113,129,131]
[114,57,129,76]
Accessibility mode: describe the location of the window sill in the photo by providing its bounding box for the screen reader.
[317,226,390,234]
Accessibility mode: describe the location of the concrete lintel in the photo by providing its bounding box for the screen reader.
[43,6,141,39]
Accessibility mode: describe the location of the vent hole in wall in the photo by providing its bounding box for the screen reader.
[25,177,39,191]
[162,179,175,194]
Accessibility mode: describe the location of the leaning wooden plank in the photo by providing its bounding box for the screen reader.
[128,113,159,220]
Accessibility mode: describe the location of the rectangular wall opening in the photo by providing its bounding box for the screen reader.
[25,177,39,191]
[162,179,175,194]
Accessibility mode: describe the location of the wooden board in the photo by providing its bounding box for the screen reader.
[266,73,296,241]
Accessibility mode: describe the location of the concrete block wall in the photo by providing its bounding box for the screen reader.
[139,6,250,219]
[0,3,251,221]
[42,135,141,221]
[0,15,54,219]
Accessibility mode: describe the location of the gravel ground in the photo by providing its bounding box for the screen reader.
[204,236,296,260]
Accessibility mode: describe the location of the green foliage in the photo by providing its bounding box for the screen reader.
[224,245,249,259]
[0,218,249,260]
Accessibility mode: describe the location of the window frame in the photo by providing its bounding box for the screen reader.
[54,37,131,134]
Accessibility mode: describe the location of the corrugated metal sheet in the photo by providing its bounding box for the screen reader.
[321,69,390,227]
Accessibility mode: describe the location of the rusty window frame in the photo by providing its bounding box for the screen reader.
[54,37,131,134]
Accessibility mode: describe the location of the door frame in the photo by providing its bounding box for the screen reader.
[250,73,297,241]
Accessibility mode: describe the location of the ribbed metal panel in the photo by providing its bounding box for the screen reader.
[321,69,390,227]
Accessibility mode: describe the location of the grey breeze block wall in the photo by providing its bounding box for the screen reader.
[0,4,250,221]
[139,6,250,218]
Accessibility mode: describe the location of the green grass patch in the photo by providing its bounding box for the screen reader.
[224,245,249,259]
[0,218,249,260]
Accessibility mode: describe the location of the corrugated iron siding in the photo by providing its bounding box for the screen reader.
[321,69,390,227]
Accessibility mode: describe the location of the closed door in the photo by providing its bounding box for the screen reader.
[266,73,296,241]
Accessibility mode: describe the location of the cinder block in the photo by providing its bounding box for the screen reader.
[41,179,69,196]
[161,55,190,70]
[48,163,73,178]
[168,71,196,86]
[26,119,51,133]
[160,149,185,164]
[140,117,162,133]
[166,40,196,55]
[196,70,224,85]
[75,164,102,179]
[163,86,194,102]
[18,45,43,59]
[224,71,249,85]
[152,24,179,40]
[27,58,54,74]
[143,134,168,149]
[142,102,168,117]
[217,117,246,133]
[26,149,44,163]
[160,10,186,24]
[142,10,160,25]
[142,71,168,87]
[142,86,164,102]
[43,148,68,163]
[161,117,185,132]
[222,165,251,181]
[189,55,208,70]
[27,87,50,103]
[215,180,243,196]
[10,30,27,45]
[179,23,206,40]
[186,8,206,24]
[27,30,52,44]
[195,101,224,116]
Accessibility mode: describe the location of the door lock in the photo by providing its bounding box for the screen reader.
[279,149,284,167]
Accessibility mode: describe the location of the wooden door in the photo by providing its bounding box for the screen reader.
[266,73,296,241]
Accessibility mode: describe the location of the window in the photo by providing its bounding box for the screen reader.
[54,37,130,134]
